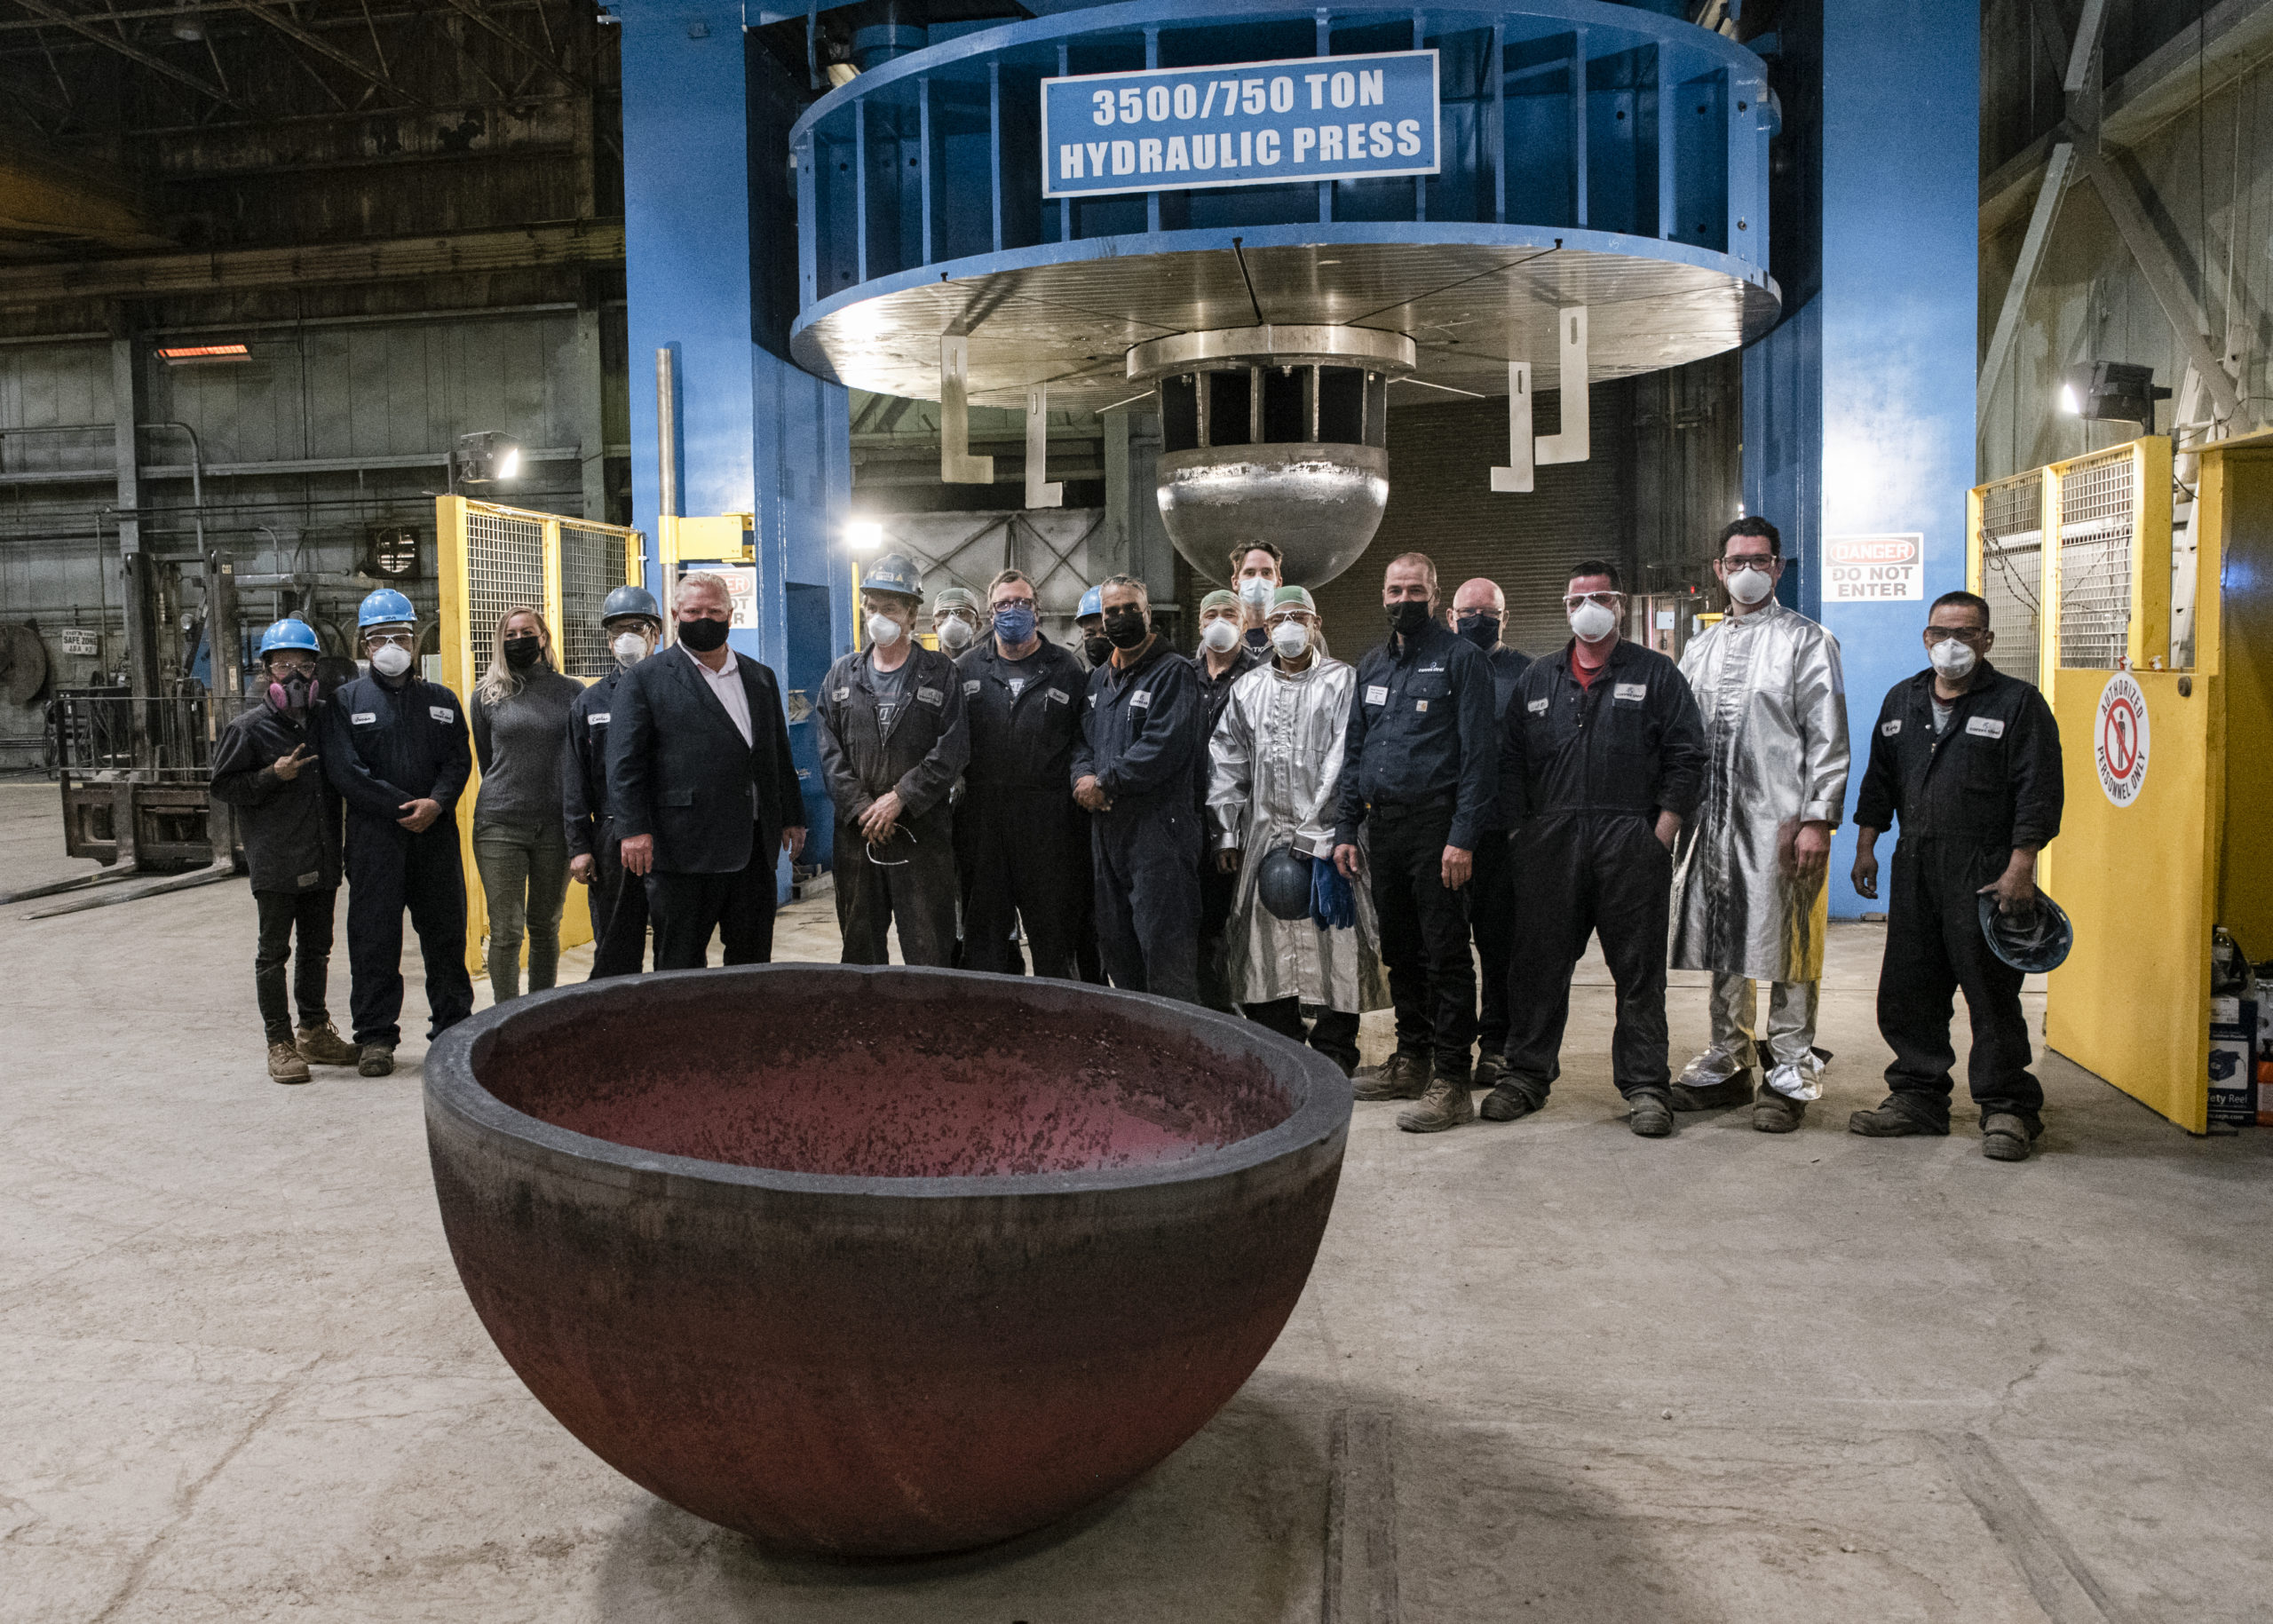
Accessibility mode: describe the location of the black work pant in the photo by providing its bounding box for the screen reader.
[1502,812,1672,1099]
[646,839,780,970]
[1367,799,1477,1079]
[958,788,1086,979]
[345,821,473,1050]
[254,886,336,1044]
[1469,824,1516,1055]
[585,828,650,978]
[1074,827,1105,985]
[836,809,957,967]
[1091,803,1201,1003]
[1877,837,2042,1123]
[1245,996,1362,1076]
[1197,859,1242,1013]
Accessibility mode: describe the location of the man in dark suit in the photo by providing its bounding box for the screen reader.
[607,571,806,970]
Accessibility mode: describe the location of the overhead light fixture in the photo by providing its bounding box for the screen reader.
[156,342,249,364]
[2056,361,2171,427]
[845,519,883,552]
[171,1,203,40]
[453,430,523,487]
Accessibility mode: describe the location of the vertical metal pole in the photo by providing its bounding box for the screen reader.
[1145,28,1162,234]
[918,75,934,266]
[109,331,155,766]
[1318,11,1333,226]
[1490,361,1534,492]
[578,304,608,521]
[654,346,679,519]
[1492,22,1506,224]
[1657,48,1676,240]
[1571,28,1588,228]
[1026,384,1064,509]
[989,59,1004,253]
[1057,42,1072,243]
[854,99,869,282]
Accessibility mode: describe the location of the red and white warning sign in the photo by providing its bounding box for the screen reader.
[1825,534,1924,602]
[2095,671,2150,807]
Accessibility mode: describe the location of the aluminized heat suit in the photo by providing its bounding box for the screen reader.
[1207,658,1389,1018]
[1669,601,1850,1099]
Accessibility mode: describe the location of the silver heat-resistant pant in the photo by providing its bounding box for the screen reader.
[1679,974,1824,1100]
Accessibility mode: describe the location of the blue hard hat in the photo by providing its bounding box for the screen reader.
[1978,890,2073,974]
[1078,585,1104,620]
[1257,846,1315,923]
[600,584,661,624]
[859,551,923,598]
[257,617,321,656]
[358,587,417,629]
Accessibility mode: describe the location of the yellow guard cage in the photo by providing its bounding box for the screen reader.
[434,496,645,978]
[1968,433,2273,1132]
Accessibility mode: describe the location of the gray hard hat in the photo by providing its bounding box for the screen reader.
[600,584,662,624]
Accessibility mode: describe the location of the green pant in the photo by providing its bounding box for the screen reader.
[473,816,569,1002]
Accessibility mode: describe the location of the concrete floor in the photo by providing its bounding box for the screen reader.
[4,776,2269,1623]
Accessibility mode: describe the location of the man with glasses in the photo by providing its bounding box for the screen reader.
[1667,517,1851,1132]
[954,568,1089,978]
[210,617,357,1083]
[814,553,970,967]
[1848,590,2063,1161]
[1448,577,1532,1090]
[931,586,981,656]
[1333,551,1498,1132]
[1487,560,1706,1137]
[321,588,475,1076]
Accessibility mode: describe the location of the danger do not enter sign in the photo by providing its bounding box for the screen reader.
[1825,534,1924,602]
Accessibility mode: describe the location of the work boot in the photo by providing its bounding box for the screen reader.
[1396,1071,1475,1133]
[358,1043,396,1079]
[266,1042,311,1085]
[1979,1112,2042,1162]
[1479,1081,1546,1122]
[1472,1050,1509,1090]
[1846,1095,1949,1137]
[1669,1070,1754,1112]
[1353,1052,1430,1101]
[1628,1091,1675,1137]
[296,1022,360,1067]
[1752,1082,1806,1134]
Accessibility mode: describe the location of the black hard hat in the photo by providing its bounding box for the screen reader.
[1257,846,1313,923]
[601,584,662,624]
[1978,889,2073,974]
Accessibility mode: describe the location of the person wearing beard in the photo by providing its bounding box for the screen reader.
[1331,551,1498,1132]
[321,588,475,1077]
[210,617,355,1084]
[1230,543,1285,652]
[470,605,582,1003]
[1447,578,1531,1091]
[1072,574,1207,1002]
[1485,560,1706,1138]
[564,585,665,978]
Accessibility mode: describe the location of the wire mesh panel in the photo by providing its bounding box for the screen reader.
[463,508,549,681]
[559,522,635,679]
[1978,472,2044,688]
[2056,450,2135,669]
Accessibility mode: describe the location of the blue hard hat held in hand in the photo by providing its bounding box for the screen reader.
[358,587,417,629]
[1978,889,2073,974]
[1257,846,1315,923]
[600,584,662,623]
[257,617,321,655]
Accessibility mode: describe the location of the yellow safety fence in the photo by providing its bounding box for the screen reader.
[1968,432,2273,1132]
[433,496,645,979]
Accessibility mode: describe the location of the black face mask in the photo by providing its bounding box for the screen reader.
[503,635,542,669]
[1081,632,1114,666]
[1455,614,1500,652]
[677,615,729,653]
[1104,608,1149,650]
[1385,600,1432,638]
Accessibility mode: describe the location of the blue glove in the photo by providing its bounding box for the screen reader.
[1311,855,1356,931]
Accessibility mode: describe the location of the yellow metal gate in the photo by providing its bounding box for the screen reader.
[434,496,645,978]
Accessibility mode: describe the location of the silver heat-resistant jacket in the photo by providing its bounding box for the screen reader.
[1669,601,1851,982]
[1208,656,1389,1015]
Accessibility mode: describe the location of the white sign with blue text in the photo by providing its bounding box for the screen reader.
[1041,50,1439,198]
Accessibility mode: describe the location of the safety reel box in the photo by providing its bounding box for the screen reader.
[2207,996,2256,1129]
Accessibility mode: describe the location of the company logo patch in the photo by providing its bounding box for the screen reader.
[1613,682,1646,702]
[1366,684,1389,706]
[1964,716,2005,739]
[962,679,981,695]
[1414,700,1429,713]
[917,686,943,706]
[833,686,851,701]
[428,707,454,724]
[1527,697,1549,715]
[1130,689,1152,708]
[1881,719,1902,737]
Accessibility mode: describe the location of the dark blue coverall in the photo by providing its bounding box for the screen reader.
[563,664,648,978]
[321,670,475,1048]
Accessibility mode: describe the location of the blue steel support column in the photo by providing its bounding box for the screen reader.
[1744,0,1976,920]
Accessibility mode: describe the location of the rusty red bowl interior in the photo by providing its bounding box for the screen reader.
[424,964,1350,1557]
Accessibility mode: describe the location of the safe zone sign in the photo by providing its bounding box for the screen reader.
[1825,534,1925,602]
[1041,51,1440,197]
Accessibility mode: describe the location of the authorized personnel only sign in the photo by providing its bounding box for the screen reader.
[1825,534,1925,602]
[2095,670,2150,806]
[1041,50,1439,198]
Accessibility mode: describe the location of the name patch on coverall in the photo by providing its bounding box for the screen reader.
[1613,683,1646,702]
[1965,717,2006,738]
[429,707,455,724]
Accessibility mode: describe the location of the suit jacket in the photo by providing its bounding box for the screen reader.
[606,645,804,875]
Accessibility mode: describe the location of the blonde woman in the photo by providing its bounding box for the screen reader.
[470,606,582,1000]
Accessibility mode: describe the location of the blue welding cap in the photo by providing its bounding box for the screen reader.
[1077,585,1104,622]
[357,588,417,629]
[860,552,923,599]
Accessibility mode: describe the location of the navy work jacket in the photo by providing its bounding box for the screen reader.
[320,672,471,832]
[1853,663,2063,851]
[955,639,1088,796]
[1071,635,1204,817]
[1496,638,1707,824]
[1334,619,1498,852]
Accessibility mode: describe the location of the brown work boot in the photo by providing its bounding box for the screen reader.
[1395,1071,1475,1133]
[358,1043,396,1078]
[1752,1084,1806,1133]
[267,1042,312,1085]
[296,1022,360,1067]
[1353,1052,1430,1101]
